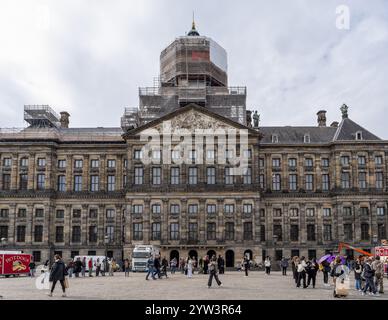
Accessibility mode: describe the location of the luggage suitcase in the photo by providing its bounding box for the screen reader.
[334,278,349,297]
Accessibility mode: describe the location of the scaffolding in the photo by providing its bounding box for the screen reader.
[24,105,61,128]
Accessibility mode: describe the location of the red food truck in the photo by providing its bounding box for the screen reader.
[0,251,31,277]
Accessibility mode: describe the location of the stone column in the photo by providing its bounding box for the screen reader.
[283,203,289,244]
[199,199,206,243]
[143,198,151,243]
[26,204,34,245]
[27,153,36,190]
[180,198,188,242]
[64,204,72,246]
[98,204,105,245]
[11,153,18,190]
[217,198,224,242]
[115,204,123,245]
[316,204,323,245]
[353,202,361,242]
[370,201,378,245]
[66,154,72,192]
[125,201,132,245]
[235,197,242,242]
[8,204,16,244]
[254,199,261,243]
[300,203,306,244]
[100,155,106,192]
[82,155,89,192]
[81,204,88,245]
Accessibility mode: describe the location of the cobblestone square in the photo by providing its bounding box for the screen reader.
[0,271,387,300]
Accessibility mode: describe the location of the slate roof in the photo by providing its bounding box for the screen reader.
[333,118,381,141]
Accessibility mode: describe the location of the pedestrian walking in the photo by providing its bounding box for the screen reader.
[354,257,363,292]
[96,258,101,276]
[153,256,161,279]
[145,255,156,280]
[243,256,250,277]
[306,259,319,288]
[74,257,82,277]
[296,256,307,288]
[88,258,93,277]
[362,257,379,296]
[280,257,288,276]
[187,257,194,278]
[198,257,204,274]
[108,259,114,276]
[170,257,177,274]
[124,259,130,277]
[264,256,271,275]
[219,256,225,274]
[66,259,74,278]
[372,256,384,294]
[208,255,222,288]
[81,257,86,277]
[29,259,36,277]
[321,259,331,287]
[331,256,350,298]
[48,254,68,297]
[291,256,298,283]
[204,255,209,275]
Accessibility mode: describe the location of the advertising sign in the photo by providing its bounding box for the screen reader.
[1,254,31,275]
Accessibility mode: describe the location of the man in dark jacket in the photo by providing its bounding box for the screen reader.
[153,255,161,279]
[362,258,379,296]
[48,254,67,297]
[74,257,82,277]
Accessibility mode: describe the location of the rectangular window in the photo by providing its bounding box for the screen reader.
[225,150,234,161]
[225,167,234,185]
[343,207,352,216]
[90,175,99,192]
[361,223,370,241]
[321,158,329,167]
[170,223,179,240]
[358,156,366,165]
[243,222,253,240]
[35,208,44,218]
[34,225,43,242]
[89,208,98,218]
[152,223,161,240]
[171,150,180,162]
[341,156,350,166]
[225,222,235,240]
[188,223,198,241]
[288,158,297,168]
[306,208,315,217]
[74,159,83,169]
[57,175,66,192]
[341,172,350,189]
[123,175,127,188]
[3,158,12,167]
[259,174,265,189]
[344,224,353,241]
[134,150,143,160]
[377,207,386,216]
[375,156,383,165]
[260,225,266,242]
[323,208,331,217]
[305,158,313,167]
[106,226,114,243]
[19,174,28,190]
[170,167,180,185]
[206,150,215,161]
[19,158,28,167]
[378,224,386,240]
[206,167,216,185]
[322,174,330,191]
[273,208,282,217]
[55,226,64,242]
[308,250,317,260]
[72,209,81,218]
[289,208,299,217]
[90,159,99,168]
[16,226,26,242]
[152,167,161,185]
[272,158,281,168]
[273,174,281,191]
[73,175,82,192]
[188,167,198,185]
[207,204,217,215]
[305,174,314,191]
[259,158,265,168]
[360,207,369,216]
[376,172,383,189]
[207,223,216,240]
[243,149,252,159]
[107,159,116,168]
[323,225,332,241]
[58,159,66,168]
[224,204,235,214]
[32,251,41,262]
[273,225,282,241]
[289,174,297,191]
[307,224,316,241]
[88,226,98,242]
[56,210,64,219]
[151,204,161,215]
[170,204,180,215]
[133,223,143,240]
[2,174,10,190]
[124,159,128,168]
[134,167,144,185]
[132,205,143,214]
[37,158,46,167]
[243,204,253,214]
[17,208,26,218]
[0,208,9,218]
[188,204,198,215]
[243,167,252,184]
[290,225,299,242]
[359,172,367,189]
[37,174,45,190]
[106,209,115,219]
[107,175,116,191]
[0,226,8,239]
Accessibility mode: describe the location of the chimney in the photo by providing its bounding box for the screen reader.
[330,121,339,128]
[317,110,327,127]
[60,111,70,128]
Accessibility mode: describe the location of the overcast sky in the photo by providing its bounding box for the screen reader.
[0,0,387,138]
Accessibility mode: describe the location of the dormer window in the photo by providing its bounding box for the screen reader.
[272,134,279,143]
[304,134,311,143]
[356,131,363,140]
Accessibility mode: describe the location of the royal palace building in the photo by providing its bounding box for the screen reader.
[0,23,387,268]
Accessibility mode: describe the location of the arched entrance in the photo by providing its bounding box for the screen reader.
[170,250,179,262]
[207,250,216,259]
[225,250,235,268]
[188,250,198,261]
[244,249,253,260]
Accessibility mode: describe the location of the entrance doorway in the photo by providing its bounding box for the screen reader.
[244,249,253,260]
[188,250,198,261]
[170,250,179,262]
[225,250,235,268]
[207,250,216,259]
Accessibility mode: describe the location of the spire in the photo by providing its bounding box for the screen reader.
[188,12,200,36]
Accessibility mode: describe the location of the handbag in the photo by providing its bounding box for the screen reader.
[64,277,69,288]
